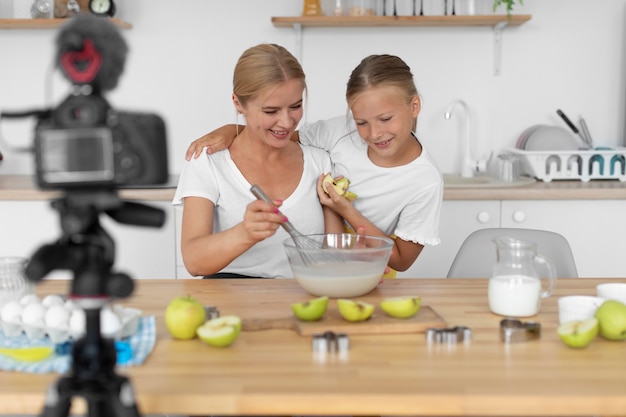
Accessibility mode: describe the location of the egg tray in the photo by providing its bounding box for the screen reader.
[508,148,626,182]
[0,303,142,344]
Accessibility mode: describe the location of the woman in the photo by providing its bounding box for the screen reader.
[185,54,443,275]
[173,44,343,278]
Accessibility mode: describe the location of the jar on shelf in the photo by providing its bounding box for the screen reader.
[303,0,323,16]
[0,257,35,307]
[349,0,376,16]
[323,0,349,16]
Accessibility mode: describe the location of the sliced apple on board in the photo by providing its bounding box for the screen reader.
[291,296,329,321]
[337,299,374,322]
[380,296,422,318]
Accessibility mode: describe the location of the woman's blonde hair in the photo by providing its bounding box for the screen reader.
[233,43,306,107]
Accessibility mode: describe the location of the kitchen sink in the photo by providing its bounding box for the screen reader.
[443,173,536,188]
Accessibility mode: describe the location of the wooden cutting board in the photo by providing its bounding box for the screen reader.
[241,306,446,336]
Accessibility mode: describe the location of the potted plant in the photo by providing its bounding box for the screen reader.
[493,0,523,15]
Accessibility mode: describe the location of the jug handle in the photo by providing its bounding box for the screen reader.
[534,254,557,297]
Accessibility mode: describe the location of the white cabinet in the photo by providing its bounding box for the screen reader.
[396,200,500,278]
[398,199,626,279]
[501,200,626,278]
[0,200,177,280]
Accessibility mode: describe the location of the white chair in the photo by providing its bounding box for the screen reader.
[447,228,578,278]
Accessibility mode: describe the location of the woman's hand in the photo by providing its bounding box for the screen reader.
[242,199,287,242]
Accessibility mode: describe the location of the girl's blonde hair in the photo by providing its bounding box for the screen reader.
[346,54,419,130]
[233,43,306,107]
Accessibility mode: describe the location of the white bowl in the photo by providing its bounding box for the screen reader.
[596,283,626,304]
[284,234,393,298]
[558,295,605,325]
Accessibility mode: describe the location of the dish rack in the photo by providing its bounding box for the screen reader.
[508,148,626,182]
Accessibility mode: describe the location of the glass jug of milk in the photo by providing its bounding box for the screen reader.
[488,237,557,317]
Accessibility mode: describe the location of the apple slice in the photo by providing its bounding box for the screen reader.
[197,315,242,347]
[337,299,374,322]
[291,296,329,321]
[322,173,358,201]
[380,296,421,318]
[557,318,599,348]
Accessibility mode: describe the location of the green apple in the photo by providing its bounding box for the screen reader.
[291,296,329,321]
[594,300,626,341]
[380,296,421,318]
[557,319,599,348]
[322,173,358,201]
[337,299,374,322]
[164,295,206,340]
[197,315,242,347]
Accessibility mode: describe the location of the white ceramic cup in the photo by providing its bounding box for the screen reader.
[596,283,626,304]
[558,295,605,325]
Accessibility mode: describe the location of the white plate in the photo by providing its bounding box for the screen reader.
[523,126,581,151]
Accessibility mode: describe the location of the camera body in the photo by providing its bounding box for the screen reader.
[33,93,169,190]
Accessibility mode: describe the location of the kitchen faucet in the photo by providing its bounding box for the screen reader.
[444,99,487,178]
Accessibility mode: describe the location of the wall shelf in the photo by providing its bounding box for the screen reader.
[0,18,132,30]
[271,14,531,28]
[271,14,532,76]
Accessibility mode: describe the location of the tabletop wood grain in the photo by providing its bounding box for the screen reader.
[1,278,625,416]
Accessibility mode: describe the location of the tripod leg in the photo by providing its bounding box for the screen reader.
[40,377,72,417]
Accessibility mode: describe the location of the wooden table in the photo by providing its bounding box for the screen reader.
[1,278,625,416]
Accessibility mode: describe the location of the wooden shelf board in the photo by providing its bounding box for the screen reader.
[272,14,531,28]
[0,18,132,30]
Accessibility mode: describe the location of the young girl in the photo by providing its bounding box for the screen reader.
[173,44,343,278]
[186,54,443,274]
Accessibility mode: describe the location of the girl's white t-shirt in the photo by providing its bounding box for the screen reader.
[173,144,332,278]
[299,115,443,246]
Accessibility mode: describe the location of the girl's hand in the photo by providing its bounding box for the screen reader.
[316,173,352,214]
[242,199,286,243]
[185,125,239,160]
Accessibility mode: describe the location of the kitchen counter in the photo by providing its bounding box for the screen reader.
[1,278,624,416]
[0,175,178,201]
[2,174,626,201]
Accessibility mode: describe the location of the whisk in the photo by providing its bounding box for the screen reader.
[250,184,320,246]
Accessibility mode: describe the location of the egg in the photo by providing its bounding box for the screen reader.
[20,294,40,306]
[100,307,122,337]
[0,300,23,324]
[69,309,86,337]
[44,304,70,330]
[21,302,46,327]
[64,299,77,311]
[42,294,64,308]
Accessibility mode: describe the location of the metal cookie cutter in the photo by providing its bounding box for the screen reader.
[312,331,350,353]
[500,318,541,343]
[426,326,472,344]
[204,306,220,320]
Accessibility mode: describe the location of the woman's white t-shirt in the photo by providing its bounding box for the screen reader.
[173,145,332,278]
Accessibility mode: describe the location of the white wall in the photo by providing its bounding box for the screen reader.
[0,0,624,176]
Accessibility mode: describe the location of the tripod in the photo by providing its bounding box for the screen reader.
[25,189,165,417]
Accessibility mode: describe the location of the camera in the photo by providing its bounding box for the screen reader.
[33,92,169,190]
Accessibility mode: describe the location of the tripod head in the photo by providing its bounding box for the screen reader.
[25,188,164,298]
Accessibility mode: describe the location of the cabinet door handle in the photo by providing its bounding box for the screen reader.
[512,211,526,223]
[477,211,491,223]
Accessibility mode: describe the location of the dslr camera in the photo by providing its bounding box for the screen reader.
[33,92,168,189]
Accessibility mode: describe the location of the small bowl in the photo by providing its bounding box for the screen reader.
[558,295,605,325]
[596,283,626,304]
[284,233,393,298]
